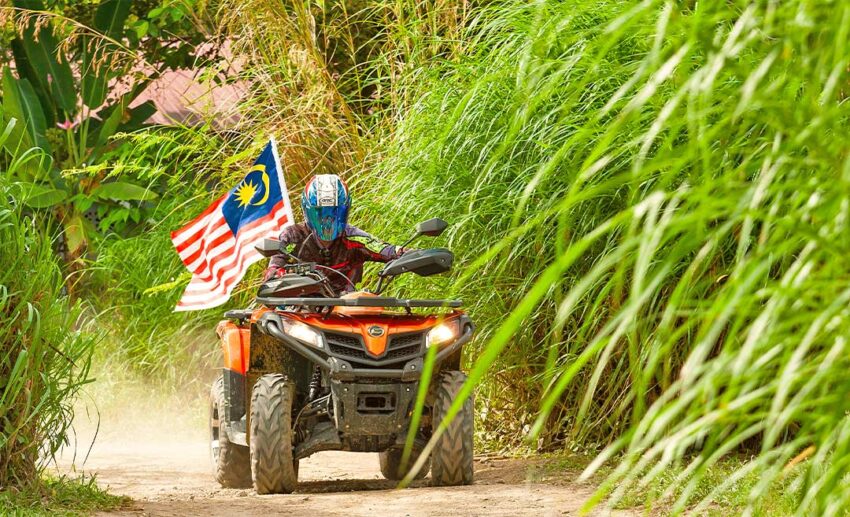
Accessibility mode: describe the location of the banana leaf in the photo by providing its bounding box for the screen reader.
[63,213,91,256]
[92,181,158,201]
[94,98,126,152]
[17,182,68,208]
[1,67,50,155]
[10,39,56,128]
[13,0,77,115]
[88,79,153,161]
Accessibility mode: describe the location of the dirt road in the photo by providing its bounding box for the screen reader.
[64,439,625,517]
[59,375,629,517]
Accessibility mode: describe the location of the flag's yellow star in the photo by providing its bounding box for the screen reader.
[235,180,257,207]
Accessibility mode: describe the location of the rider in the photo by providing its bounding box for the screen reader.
[264,174,407,293]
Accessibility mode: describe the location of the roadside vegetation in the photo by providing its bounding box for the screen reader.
[0,475,126,517]
[2,0,849,514]
[0,131,117,514]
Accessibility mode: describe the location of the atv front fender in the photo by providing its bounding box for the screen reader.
[216,321,250,374]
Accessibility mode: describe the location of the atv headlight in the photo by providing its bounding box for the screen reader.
[282,320,324,348]
[426,320,459,348]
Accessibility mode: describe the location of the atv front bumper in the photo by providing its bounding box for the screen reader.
[255,312,474,381]
[291,379,421,459]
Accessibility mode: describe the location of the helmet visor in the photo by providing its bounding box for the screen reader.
[305,204,348,241]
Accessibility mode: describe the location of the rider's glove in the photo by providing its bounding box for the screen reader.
[263,267,285,281]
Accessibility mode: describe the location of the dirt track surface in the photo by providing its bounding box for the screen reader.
[62,376,630,517]
[64,440,628,516]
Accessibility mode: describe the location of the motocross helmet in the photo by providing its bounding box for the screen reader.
[301,174,350,242]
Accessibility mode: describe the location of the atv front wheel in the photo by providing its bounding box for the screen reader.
[250,374,299,494]
[210,376,252,488]
[430,370,474,486]
[379,448,430,481]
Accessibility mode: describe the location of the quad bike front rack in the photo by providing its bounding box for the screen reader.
[254,296,463,308]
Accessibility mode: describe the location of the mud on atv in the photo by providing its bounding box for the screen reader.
[209,218,475,494]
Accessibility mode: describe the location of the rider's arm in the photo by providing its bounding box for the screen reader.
[264,224,306,280]
[344,225,406,262]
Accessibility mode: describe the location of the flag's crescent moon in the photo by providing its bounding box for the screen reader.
[251,165,270,206]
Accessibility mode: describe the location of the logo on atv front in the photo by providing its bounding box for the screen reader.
[367,326,385,337]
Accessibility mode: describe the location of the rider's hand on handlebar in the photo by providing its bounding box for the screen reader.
[263,267,286,281]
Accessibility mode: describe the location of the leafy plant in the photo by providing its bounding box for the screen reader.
[0,474,127,516]
[0,0,219,265]
[0,119,96,490]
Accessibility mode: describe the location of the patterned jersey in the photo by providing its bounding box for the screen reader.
[265,223,404,292]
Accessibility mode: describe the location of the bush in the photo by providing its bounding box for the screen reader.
[0,177,95,489]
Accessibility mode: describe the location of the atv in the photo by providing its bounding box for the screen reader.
[209,218,475,494]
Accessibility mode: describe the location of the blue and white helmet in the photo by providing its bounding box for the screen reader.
[301,174,350,241]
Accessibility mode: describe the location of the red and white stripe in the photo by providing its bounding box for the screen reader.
[174,203,289,311]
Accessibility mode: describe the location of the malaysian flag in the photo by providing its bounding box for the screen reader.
[171,138,293,311]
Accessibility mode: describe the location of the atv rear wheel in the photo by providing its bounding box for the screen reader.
[379,448,430,481]
[210,376,252,488]
[430,370,474,486]
[250,374,299,494]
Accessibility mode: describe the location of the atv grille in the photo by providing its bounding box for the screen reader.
[386,333,424,360]
[325,333,370,361]
[388,333,421,348]
[326,333,361,349]
[323,331,424,366]
[328,343,371,361]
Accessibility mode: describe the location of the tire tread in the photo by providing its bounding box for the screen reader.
[430,370,474,486]
[250,374,298,494]
[211,377,252,488]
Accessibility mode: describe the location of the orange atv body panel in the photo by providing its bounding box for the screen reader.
[219,292,461,368]
[284,290,460,358]
[284,311,461,358]
[216,321,251,374]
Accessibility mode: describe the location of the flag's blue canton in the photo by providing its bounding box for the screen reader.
[222,142,283,235]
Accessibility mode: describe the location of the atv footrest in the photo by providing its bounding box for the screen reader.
[294,422,342,460]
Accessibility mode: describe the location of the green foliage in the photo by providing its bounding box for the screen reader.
[0,0,219,260]
[0,122,96,489]
[0,474,127,516]
[616,456,797,516]
[89,206,218,374]
[359,0,850,513]
[1,69,49,155]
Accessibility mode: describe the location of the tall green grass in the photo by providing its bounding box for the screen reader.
[365,0,850,513]
[0,123,95,489]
